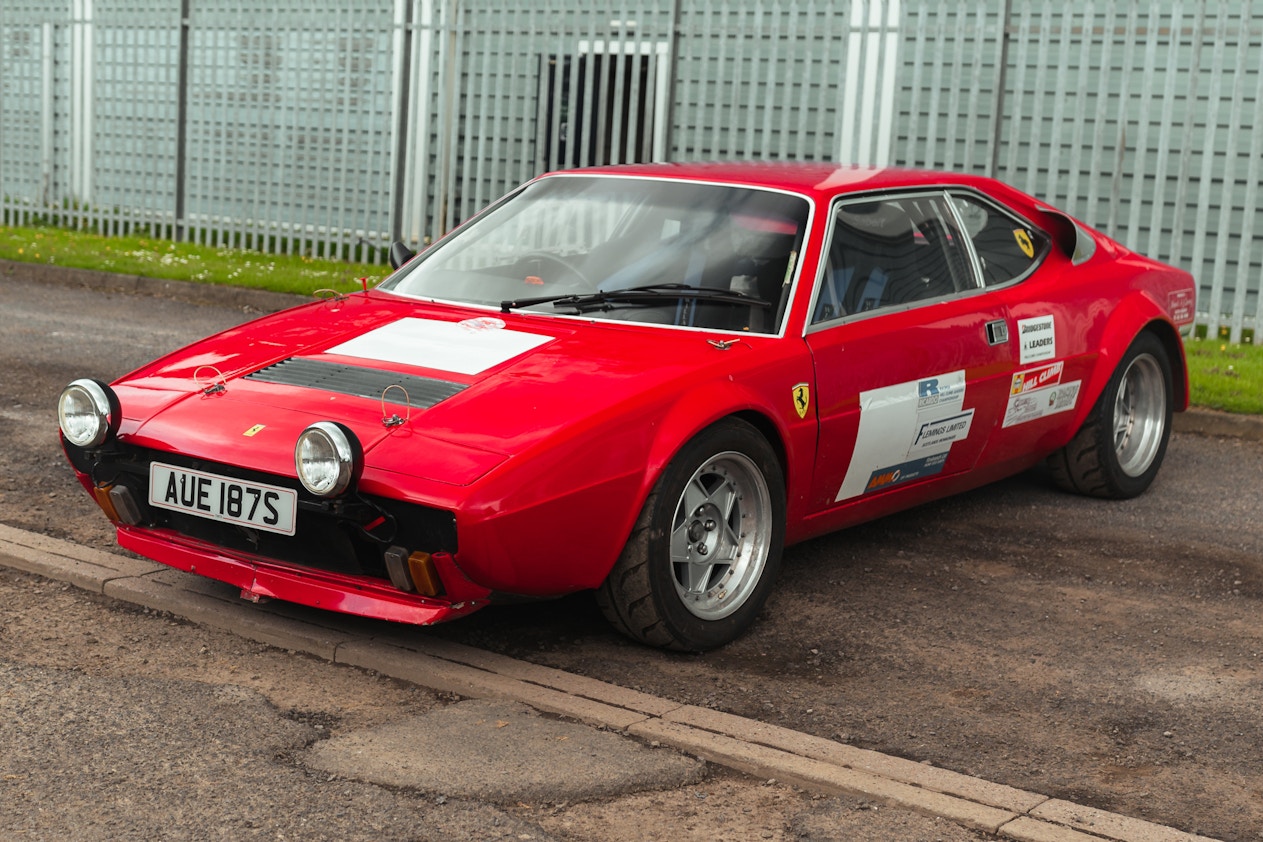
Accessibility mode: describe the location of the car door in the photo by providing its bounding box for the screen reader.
[802,191,1018,526]
[943,190,1084,464]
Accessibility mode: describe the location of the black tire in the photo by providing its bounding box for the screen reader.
[1047,331,1173,499]
[596,418,786,651]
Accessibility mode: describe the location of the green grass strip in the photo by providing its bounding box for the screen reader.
[1,224,389,296]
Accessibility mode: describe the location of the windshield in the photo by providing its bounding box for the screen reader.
[380,175,810,334]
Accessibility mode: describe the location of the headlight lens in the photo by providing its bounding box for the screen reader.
[58,379,118,448]
[295,421,361,497]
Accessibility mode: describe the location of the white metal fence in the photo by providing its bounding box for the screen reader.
[1,0,1260,340]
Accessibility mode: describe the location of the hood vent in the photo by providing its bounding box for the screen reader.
[245,358,467,408]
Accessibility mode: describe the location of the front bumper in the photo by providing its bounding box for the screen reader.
[66,438,493,622]
[117,524,489,625]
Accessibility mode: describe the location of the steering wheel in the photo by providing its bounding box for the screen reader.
[520,251,590,288]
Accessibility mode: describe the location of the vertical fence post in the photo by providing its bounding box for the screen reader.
[174,0,190,241]
[663,0,683,162]
[436,0,461,237]
[390,0,414,247]
[70,0,95,230]
[41,22,54,210]
[988,0,1012,178]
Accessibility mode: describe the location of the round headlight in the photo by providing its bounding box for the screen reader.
[295,421,362,497]
[58,379,119,448]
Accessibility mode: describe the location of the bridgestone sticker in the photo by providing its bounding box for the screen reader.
[1003,379,1081,428]
[1017,315,1056,364]
[836,370,974,502]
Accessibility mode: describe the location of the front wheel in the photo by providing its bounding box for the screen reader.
[597,418,785,651]
[1047,331,1174,499]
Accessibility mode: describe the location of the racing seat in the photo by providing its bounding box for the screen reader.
[820,203,960,317]
[835,204,925,314]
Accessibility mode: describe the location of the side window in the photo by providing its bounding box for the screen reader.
[812,195,974,324]
[949,193,1048,286]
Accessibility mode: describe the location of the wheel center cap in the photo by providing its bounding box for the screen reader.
[689,504,724,555]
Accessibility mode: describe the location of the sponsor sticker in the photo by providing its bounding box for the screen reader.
[908,410,975,455]
[836,370,972,502]
[864,452,951,493]
[1003,379,1082,428]
[1167,289,1195,324]
[1017,315,1056,364]
[459,316,507,332]
[1010,361,1064,396]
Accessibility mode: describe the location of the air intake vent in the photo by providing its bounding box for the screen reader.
[245,358,466,408]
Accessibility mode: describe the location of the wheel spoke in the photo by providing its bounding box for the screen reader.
[712,476,739,521]
[1113,379,1132,445]
[682,558,716,594]
[680,477,710,520]
[669,521,693,564]
[717,518,741,557]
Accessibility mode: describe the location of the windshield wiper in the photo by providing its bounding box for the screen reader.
[500,283,770,314]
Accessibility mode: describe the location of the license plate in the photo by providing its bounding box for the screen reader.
[149,462,298,536]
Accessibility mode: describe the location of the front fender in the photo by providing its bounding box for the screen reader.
[641,346,813,529]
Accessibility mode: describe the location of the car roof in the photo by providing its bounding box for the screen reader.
[546,161,1005,203]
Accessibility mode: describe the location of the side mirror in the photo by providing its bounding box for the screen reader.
[389,241,417,270]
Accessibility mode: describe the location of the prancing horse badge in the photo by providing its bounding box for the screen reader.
[792,383,810,419]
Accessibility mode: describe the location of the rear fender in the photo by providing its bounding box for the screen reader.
[1073,291,1188,432]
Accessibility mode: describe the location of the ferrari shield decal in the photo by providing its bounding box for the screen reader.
[242,424,266,437]
[1014,228,1036,259]
[835,371,974,502]
[792,383,810,419]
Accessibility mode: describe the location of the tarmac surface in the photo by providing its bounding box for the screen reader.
[0,523,1228,841]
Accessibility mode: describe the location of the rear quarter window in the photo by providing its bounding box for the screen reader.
[949,193,1049,286]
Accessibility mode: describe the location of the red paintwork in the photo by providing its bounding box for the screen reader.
[65,163,1196,626]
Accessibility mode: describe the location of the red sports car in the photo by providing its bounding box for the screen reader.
[58,163,1196,650]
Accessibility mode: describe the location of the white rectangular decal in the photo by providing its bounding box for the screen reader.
[327,318,553,376]
[1003,379,1081,428]
[836,371,973,502]
[1017,315,1056,364]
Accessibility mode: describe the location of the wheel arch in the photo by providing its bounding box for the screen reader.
[730,408,791,485]
[1076,294,1188,432]
[638,386,794,531]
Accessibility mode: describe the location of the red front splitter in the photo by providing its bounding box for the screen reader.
[116,525,488,626]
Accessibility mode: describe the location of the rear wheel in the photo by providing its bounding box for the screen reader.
[597,418,785,651]
[1048,331,1173,499]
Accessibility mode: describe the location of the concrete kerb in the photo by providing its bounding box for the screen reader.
[0,524,1220,842]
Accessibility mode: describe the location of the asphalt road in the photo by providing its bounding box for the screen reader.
[1,269,1261,840]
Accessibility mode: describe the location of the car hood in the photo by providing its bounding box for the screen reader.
[113,291,757,486]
